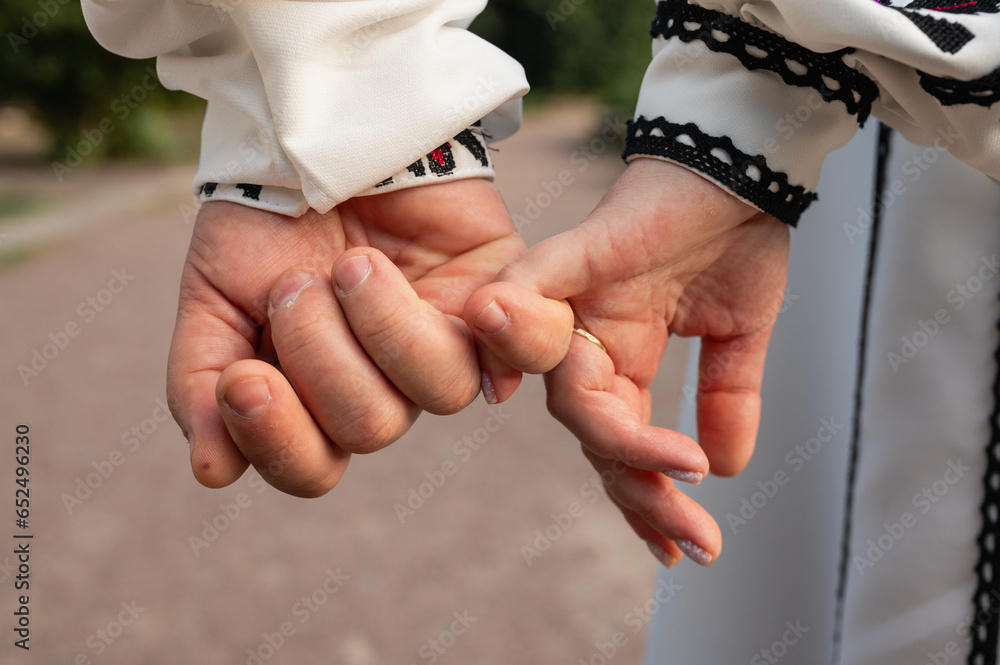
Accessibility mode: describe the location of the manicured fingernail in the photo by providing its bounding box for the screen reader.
[269,271,315,315]
[334,255,372,295]
[664,469,704,485]
[647,541,680,569]
[676,539,713,566]
[223,377,271,419]
[475,301,509,335]
[481,371,497,404]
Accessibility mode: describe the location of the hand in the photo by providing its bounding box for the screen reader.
[463,158,790,566]
[167,179,525,497]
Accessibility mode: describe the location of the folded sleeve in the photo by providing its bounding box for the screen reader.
[82,0,529,216]
[624,0,1000,225]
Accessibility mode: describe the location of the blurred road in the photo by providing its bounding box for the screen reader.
[0,102,690,665]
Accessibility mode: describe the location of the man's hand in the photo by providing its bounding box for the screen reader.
[463,159,790,566]
[168,179,525,497]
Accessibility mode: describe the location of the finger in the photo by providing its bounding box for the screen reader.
[475,340,522,405]
[696,328,772,476]
[463,217,634,374]
[614,500,686,569]
[216,360,350,498]
[583,449,720,566]
[463,281,574,374]
[267,268,419,454]
[544,333,709,479]
[332,249,480,414]
[167,268,255,488]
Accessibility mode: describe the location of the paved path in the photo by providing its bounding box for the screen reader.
[0,103,690,665]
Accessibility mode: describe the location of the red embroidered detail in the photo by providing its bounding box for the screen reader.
[430,144,451,166]
[931,1,975,10]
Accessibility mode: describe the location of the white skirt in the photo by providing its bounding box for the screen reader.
[643,124,1000,664]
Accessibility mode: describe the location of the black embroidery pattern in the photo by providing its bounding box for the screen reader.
[873,0,999,54]
[919,64,1000,107]
[201,182,218,197]
[623,116,817,226]
[901,10,974,53]
[652,0,879,123]
[427,143,456,176]
[454,128,490,167]
[236,183,262,201]
[405,159,426,178]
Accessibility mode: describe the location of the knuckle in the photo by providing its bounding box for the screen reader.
[420,369,479,416]
[289,470,341,499]
[333,399,410,454]
[273,315,327,362]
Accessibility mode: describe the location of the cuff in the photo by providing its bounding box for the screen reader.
[626,0,879,226]
[196,125,494,217]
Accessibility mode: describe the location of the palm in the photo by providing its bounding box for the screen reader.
[183,184,524,342]
[467,159,790,565]
[169,179,525,493]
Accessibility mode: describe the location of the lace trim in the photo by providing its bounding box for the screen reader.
[968,301,1000,665]
[919,64,1000,107]
[651,0,879,123]
[623,116,816,226]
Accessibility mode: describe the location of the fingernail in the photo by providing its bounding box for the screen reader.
[269,271,315,315]
[676,539,713,566]
[664,469,704,485]
[187,431,196,453]
[647,541,680,569]
[475,301,509,335]
[481,371,497,405]
[223,377,271,419]
[334,255,372,295]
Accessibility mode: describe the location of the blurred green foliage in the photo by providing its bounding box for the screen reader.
[472,0,654,109]
[0,0,202,161]
[0,0,654,161]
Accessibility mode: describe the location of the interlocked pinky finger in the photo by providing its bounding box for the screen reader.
[582,448,721,567]
[607,494,685,569]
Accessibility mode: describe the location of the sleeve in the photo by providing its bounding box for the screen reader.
[81,0,529,217]
[623,0,1000,226]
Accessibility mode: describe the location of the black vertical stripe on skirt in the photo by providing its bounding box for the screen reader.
[831,123,893,665]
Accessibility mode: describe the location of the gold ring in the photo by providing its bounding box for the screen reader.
[573,328,606,353]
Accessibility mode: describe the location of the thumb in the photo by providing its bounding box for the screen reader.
[463,225,602,374]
